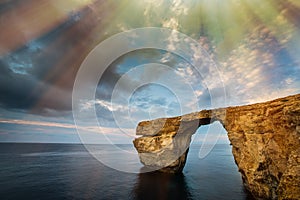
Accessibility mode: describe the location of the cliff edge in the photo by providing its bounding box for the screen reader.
[133,94,300,200]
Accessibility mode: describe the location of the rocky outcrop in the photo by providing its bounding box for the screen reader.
[133,94,300,200]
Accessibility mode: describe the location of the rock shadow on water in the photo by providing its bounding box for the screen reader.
[131,168,192,200]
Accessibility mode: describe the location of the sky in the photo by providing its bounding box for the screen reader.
[0,0,299,144]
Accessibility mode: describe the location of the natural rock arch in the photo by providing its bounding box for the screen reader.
[133,94,300,200]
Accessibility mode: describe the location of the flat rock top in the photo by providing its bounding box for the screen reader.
[136,93,300,136]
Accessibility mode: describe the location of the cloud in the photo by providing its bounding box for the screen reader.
[0,119,76,129]
[81,99,126,113]
[1,0,300,143]
[0,0,119,118]
[0,118,135,137]
[0,60,72,115]
[204,22,300,106]
[162,18,179,30]
[0,0,93,55]
[0,14,79,114]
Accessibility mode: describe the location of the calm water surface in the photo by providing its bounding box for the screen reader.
[0,143,254,200]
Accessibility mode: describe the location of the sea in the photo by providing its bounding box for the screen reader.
[0,143,255,200]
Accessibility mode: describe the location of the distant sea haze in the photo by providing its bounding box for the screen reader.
[0,143,254,200]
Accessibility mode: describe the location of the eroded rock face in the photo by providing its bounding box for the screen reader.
[133,94,300,200]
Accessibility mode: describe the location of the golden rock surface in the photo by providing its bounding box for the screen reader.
[133,94,300,200]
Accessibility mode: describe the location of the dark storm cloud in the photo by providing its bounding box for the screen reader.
[0,11,83,114]
[0,61,41,109]
[0,59,72,114]
[0,3,109,116]
[0,1,196,120]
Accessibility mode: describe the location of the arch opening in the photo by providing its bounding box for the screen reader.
[183,121,253,199]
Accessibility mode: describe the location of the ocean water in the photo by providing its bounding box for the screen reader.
[0,143,254,200]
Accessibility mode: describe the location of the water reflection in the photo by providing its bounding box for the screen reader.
[132,169,192,200]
